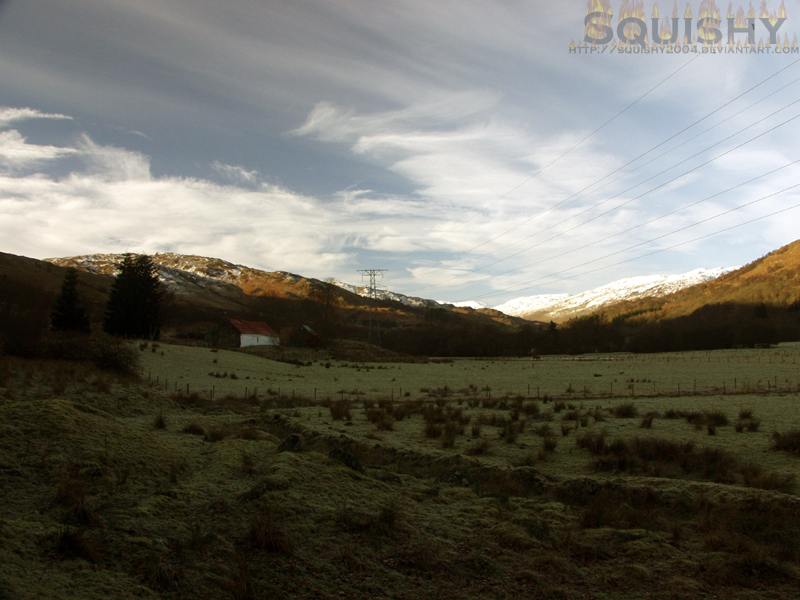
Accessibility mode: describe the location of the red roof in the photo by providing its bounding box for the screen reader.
[229,318,278,338]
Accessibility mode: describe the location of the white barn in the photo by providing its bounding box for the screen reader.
[228,317,279,347]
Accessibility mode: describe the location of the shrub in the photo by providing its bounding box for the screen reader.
[240,450,258,475]
[57,527,103,563]
[183,422,205,436]
[239,425,261,440]
[772,429,800,455]
[329,400,351,421]
[336,501,401,538]
[500,423,517,443]
[706,409,728,427]
[562,409,580,422]
[540,433,557,455]
[204,427,226,443]
[739,463,796,494]
[424,423,442,439]
[523,401,540,416]
[589,406,605,422]
[576,431,607,455]
[243,509,292,553]
[612,403,638,418]
[685,411,707,428]
[464,439,490,456]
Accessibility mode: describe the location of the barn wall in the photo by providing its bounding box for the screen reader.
[240,333,279,347]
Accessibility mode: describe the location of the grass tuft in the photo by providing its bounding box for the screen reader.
[243,509,292,553]
[771,429,800,455]
[612,403,638,418]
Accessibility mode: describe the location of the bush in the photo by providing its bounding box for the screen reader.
[153,412,167,430]
[183,423,206,436]
[424,423,442,439]
[329,400,351,421]
[706,409,728,427]
[540,433,557,456]
[464,439,490,456]
[243,509,292,553]
[204,428,226,443]
[612,403,638,418]
[44,333,140,376]
[772,429,800,455]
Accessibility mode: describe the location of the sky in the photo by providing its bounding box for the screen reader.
[2,0,800,306]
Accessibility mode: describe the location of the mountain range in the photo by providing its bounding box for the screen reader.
[2,239,799,357]
[45,252,741,324]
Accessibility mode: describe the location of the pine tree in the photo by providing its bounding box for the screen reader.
[50,268,90,333]
[103,254,164,339]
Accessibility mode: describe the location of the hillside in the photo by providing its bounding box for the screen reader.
[1,252,527,357]
[45,253,527,334]
[598,239,800,322]
[656,240,800,317]
[494,268,737,323]
[2,347,800,599]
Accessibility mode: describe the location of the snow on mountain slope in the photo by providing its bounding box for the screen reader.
[445,301,488,310]
[47,253,440,309]
[493,267,738,322]
[46,252,737,321]
[331,280,441,309]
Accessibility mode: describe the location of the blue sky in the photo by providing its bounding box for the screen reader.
[2,0,800,306]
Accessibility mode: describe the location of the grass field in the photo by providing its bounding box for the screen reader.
[2,342,800,599]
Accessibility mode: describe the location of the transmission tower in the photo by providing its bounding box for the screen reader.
[357,269,387,346]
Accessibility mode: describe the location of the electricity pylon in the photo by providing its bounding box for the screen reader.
[357,269,387,346]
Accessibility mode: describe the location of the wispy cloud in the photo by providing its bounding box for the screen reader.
[0,129,78,173]
[211,161,261,187]
[0,106,73,128]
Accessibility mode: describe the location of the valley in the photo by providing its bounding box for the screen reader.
[2,342,800,599]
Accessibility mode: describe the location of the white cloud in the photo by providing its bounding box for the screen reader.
[77,134,152,181]
[211,161,261,186]
[0,106,73,128]
[0,129,78,172]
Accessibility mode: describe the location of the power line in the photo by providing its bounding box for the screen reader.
[406,56,800,280]
[462,182,800,303]
[410,102,800,294]
[417,68,800,281]
[382,54,702,271]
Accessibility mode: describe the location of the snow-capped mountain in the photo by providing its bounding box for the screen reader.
[493,267,738,322]
[445,301,488,310]
[46,253,442,309]
[47,252,737,322]
[330,280,441,309]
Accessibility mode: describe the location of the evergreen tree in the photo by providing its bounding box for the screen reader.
[103,254,163,339]
[50,268,90,333]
